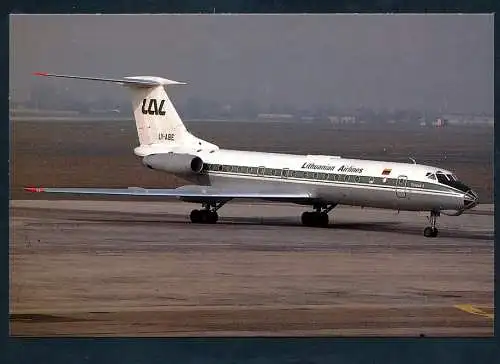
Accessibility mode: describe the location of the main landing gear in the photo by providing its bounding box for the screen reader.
[423,210,439,237]
[301,204,337,228]
[190,202,227,224]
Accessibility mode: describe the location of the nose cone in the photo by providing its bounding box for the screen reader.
[464,190,479,210]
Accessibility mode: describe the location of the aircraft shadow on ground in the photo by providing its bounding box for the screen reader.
[64,212,493,241]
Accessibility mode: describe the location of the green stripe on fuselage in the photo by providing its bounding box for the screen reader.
[202,163,460,195]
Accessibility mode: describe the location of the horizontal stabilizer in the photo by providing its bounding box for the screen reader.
[33,72,186,88]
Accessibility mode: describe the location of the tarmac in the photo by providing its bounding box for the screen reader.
[9,200,494,336]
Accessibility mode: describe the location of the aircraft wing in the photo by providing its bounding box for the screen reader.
[24,185,314,203]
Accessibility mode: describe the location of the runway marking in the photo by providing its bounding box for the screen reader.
[454,304,494,319]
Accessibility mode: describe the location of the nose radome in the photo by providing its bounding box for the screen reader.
[464,190,479,209]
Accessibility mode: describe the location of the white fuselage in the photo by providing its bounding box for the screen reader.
[154,147,475,213]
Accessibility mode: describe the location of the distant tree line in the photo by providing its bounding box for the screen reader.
[14,84,489,124]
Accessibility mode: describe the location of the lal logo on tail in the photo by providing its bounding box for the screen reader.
[142,98,166,116]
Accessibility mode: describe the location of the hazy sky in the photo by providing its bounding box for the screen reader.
[10,14,493,114]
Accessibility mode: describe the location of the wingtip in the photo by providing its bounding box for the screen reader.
[33,72,49,77]
[24,186,45,193]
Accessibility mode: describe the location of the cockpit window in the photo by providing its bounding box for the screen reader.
[426,172,436,180]
[436,172,470,192]
[436,172,449,184]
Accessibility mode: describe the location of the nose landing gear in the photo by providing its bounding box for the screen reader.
[423,210,439,237]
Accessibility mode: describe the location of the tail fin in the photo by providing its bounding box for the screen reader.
[33,73,218,153]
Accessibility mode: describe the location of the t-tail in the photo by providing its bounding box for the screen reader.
[33,72,219,156]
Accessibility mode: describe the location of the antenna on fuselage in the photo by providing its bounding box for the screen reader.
[409,157,416,164]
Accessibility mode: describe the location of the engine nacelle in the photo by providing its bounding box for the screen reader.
[142,153,204,175]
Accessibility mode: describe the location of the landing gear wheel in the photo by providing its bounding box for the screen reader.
[206,211,218,224]
[423,227,438,238]
[318,212,329,227]
[190,209,202,223]
[190,209,219,224]
[301,211,313,226]
[301,211,329,227]
[302,211,316,227]
[188,201,227,224]
[424,210,440,237]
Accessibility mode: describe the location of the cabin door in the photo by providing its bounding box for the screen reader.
[396,175,408,198]
[281,168,289,179]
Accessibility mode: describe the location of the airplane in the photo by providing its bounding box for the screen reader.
[24,72,479,238]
